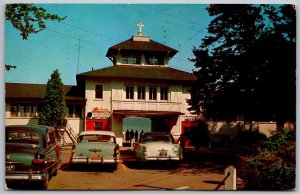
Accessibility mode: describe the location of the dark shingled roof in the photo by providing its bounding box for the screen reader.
[77,65,196,82]
[5,83,85,101]
[106,38,178,58]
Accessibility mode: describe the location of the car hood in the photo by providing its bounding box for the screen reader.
[6,143,40,166]
[74,142,117,156]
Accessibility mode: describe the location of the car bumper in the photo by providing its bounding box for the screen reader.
[71,156,120,164]
[143,156,182,161]
[5,172,47,181]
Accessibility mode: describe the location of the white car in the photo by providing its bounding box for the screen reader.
[70,131,120,170]
[133,132,183,163]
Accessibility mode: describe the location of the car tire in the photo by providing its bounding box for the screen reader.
[41,172,49,190]
[111,164,118,171]
[52,169,58,176]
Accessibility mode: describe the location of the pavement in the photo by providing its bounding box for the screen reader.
[62,145,244,190]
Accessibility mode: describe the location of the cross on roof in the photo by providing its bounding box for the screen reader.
[137,22,144,35]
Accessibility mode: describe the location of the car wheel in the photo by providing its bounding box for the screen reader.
[111,164,118,171]
[5,181,14,189]
[41,172,49,190]
[52,169,58,176]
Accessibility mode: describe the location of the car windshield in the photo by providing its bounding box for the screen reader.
[143,134,173,143]
[79,134,115,143]
[6,131,40,145]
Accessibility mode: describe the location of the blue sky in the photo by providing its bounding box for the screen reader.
[5,4,212,85]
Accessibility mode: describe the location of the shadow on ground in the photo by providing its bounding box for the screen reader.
[60,162,117,172]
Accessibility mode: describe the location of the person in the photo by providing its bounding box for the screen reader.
[130,129,134,142]
[178,134,186,153]
[139,130,144,140]
[134,130,139,142]
[125,129,130,143]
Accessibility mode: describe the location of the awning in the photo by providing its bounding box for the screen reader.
[113,110,183,118]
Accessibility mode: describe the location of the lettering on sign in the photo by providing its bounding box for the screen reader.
[91,107,110,119]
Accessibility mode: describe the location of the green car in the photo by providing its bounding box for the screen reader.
[70,131,120,170]
[5,125,62,190]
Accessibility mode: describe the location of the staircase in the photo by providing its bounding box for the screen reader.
[57,124,78,146]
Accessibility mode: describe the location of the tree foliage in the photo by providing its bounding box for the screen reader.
[39,69,67,129]
[188,5,296,125]
[5,4,66,40]
[239,128,296,190]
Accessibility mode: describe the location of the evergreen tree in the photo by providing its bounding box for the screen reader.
[188,4,296,126]
[39,69,67,129]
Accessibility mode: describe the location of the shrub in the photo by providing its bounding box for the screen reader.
[239,128,295,190]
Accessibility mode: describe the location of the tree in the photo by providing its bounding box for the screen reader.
[188,5,296,126]
[5,4,66,71]
[5,4,66,40]
[39,69,67,129]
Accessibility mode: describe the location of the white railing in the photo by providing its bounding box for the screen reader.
[112,100,182,112]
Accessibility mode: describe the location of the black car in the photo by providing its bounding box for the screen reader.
[5,125,62,189]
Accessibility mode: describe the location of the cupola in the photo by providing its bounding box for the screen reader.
[106,22,178,66]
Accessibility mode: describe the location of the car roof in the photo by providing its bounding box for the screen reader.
[142,132,172,136]
[79,130,116,137]
[5,125,54,134]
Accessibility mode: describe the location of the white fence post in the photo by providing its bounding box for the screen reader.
[224,165,236,190]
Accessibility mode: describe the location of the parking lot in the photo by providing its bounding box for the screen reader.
[45,147,244,190]
[6,146,244,190]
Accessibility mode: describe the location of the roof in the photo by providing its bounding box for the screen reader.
[106,37,178,58]
[5,83,85,101]
[79,131,116,137]
[77,65,196,82]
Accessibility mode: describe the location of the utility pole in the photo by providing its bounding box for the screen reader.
[75,34,83,74]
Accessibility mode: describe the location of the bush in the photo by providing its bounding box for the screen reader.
[239,128,295,190]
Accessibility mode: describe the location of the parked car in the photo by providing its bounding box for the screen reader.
[5,125,62,190]
[70,131,120,170]
[133,132,183,164]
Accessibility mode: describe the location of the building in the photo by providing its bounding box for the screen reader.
[5,23,197,145]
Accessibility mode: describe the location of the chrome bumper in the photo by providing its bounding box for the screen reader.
[5,171,47,181]
[144,156,182,161]
[71,156,119,164]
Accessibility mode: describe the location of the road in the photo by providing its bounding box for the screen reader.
[7,147,244,190]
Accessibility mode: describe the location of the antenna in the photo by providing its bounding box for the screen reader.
[75,34,83,74]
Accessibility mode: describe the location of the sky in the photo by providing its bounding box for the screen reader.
[5,4,213,86]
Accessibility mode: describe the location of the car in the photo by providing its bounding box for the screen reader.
[133,132,183,164]
[70,131,120,170]
[5,125,62,190]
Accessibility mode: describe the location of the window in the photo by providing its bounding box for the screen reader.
[28,105,37,117]
[9,104,39,118]
[74,105,82,118]
[145,54,164,65]
[149,87,157,100]
[121,54,141,64]
[66,104,74,118]
[10,105,18,117]
[137,86,145,100]
[95,122,102,131]
[66,104,82,118]
[126,86,134,100]
[19,105,25,117]
[160,87,168,100]
[95,85,103,99]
